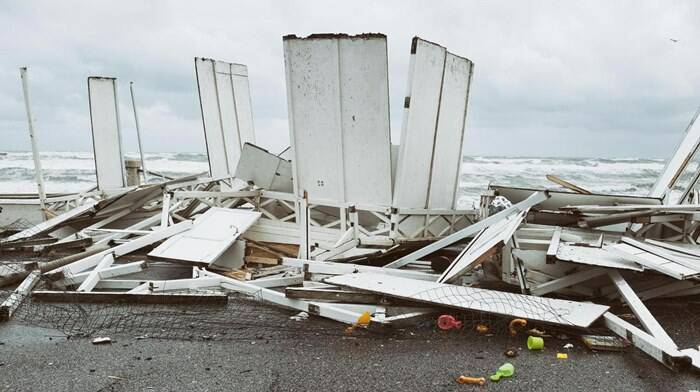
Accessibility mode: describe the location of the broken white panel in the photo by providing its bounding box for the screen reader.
[648,105,700,202]
[88,77,126,190]
[609,242,700,280]
[195,58,256,178]
[393,37,474,209]
[555,243,644,271]
[2,200,98,243]
[234,143,293,192]
[439,210,526,283]
[149,207,261,265]
[326,273,609,328]
[283,34,393,206]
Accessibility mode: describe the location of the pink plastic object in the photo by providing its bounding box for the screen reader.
[437,315,463,330]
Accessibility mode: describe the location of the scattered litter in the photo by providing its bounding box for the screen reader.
[474,324,489,334]
[557,353,568,359]
[289,311,309,321]
[490,363,515,382]
[580,335,630,351]
[504,348,519,358]
[508,318,527,336]
[527,336,544,350]
[563,343,574,350]
[457,376,485,385]
[437,315,463,330]
[91,337,111,345]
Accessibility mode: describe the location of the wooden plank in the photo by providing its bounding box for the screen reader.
[609,242,700,280]
[608,271,676,348]
[32,291,228,305]
[555,243,644,271]
[2,201,98,243]
[546,226,562,264]
[438,210,526,283]
[325,272,610,328]
[0,270,41,322]
[76,253,115,292]
[285,287,387,304]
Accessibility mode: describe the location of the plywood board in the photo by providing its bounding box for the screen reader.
[393,38,474,209]
[283,34,392,206]
[195,58,256,178]
[326,272,609,328]
[87,77,126,190]
[609,243,700,280]
[149,207,261,265]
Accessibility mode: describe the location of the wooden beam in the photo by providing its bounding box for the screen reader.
[31,291,228,305]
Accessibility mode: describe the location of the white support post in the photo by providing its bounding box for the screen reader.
[19,67,47,215]
[298,191,310,259]
[160,192,172,228]
[603,312,693,371]
[129,82,149,183]
[60,260,147,287]
[608,271,676,348]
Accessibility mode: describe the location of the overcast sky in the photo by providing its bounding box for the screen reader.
[1,1,699,158]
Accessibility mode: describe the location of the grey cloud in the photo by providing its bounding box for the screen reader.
[0,0,698,158]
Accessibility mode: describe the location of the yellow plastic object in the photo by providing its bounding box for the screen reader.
[557,353,568,359]
[356,311,371,327]
[457,376,485,385]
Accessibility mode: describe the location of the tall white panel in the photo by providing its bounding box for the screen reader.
[195,58,256,178]
[393,38,474,210]
[87,77,126,190]
[283,34,392,206]
[428,53,474,208]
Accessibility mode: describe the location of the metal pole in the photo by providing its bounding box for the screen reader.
[129,82,149,183]
[19,67,47,216]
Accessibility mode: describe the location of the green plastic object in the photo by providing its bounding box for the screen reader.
[489,362,515,382]
[527,335,544,350]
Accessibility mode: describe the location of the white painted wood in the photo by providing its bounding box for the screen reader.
[87,77,126,190]
[19,67,47,211]
[0,270,41,321]
[234,143,293,192]
[385,191,548,268]
[50,220,193,278]
[148,207,261,265]
[427,53,474,208]
[283,34,392,206]
[609,242,700,280]
[393,38,474,209]
[393,38,445,208]
[530,268,607,296]
[555,243,644,271]
[439,210,526,283]
[649,105,700,202]
[195,58,255,178]
[282,258,439,281]
[61,261,147,286]
[77,253,115,292]
[2,200,98,243]
[326,272,609,328]
[608,271,676,348]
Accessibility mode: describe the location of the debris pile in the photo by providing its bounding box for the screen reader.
[2,32,700,376]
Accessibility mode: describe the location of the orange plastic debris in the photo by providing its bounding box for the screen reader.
[457,376,486,385]
[508,318,527,336]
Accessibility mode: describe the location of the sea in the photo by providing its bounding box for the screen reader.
[0,151,689,208]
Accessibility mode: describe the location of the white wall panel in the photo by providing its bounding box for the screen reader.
[195,58,256,178]
[393,38,474,209]
[283,34,392,206]
[428,53,474,208]
[87,77,126,190]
